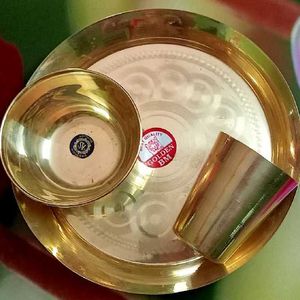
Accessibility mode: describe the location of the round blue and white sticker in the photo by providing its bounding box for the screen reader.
[70,134,94,159]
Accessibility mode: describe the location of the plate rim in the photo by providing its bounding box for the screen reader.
[16,8,300,294]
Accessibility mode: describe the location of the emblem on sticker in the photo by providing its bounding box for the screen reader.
[138,127,177,168]
[70,134,94,159]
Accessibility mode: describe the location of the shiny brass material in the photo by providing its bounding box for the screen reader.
[12,9,300,294]
[1,69,141,207]
[174,132,298,263]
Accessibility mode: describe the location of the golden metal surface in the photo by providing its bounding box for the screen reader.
[14,9,300,294]
[174,132,298,264]
[1,69,141,207]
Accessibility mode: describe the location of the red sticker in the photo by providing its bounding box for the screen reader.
[138,127,177,168]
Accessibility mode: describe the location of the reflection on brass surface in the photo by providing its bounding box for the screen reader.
[13,10,300,294]
[1,69,141,207]
[174,132,298,263]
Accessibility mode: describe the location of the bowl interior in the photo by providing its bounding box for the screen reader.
[1,70,141,206]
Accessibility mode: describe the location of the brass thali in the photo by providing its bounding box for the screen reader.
[15,9,300,294]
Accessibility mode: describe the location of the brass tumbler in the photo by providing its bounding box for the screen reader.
[174,132,298,263]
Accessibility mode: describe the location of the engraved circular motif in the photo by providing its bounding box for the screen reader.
[120,66,156,103]
[136,201,171,238]
[157,64,192,100]
[65,44,272,264]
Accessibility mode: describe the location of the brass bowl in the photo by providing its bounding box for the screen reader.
[0,69,141,207]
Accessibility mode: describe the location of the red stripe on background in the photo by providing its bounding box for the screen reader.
[218,0,300,37]
[0,38,24,194]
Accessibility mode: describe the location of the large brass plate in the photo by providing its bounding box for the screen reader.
[15,9,300,294]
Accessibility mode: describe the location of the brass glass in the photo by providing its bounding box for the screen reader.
[174,132,298,263]
[13,10,300,294]
[1,69,141,207]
